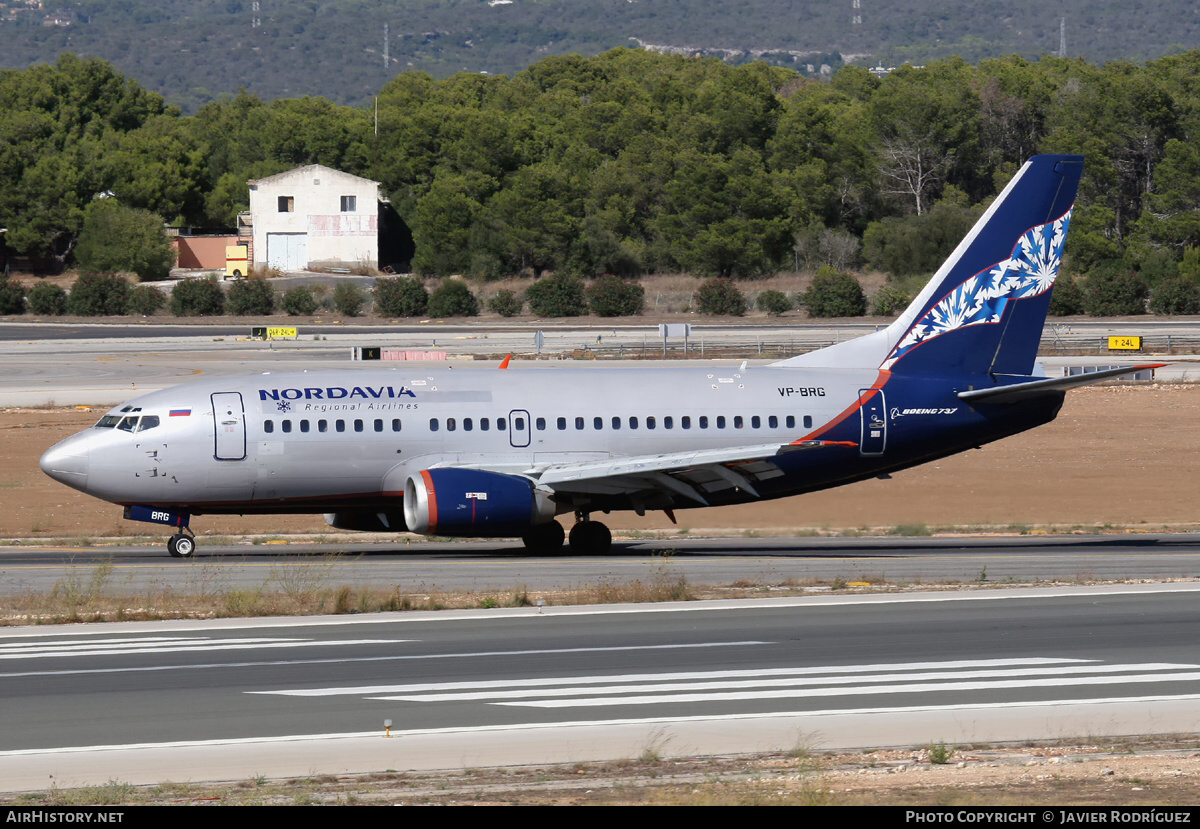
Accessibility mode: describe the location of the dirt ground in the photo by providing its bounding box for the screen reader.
[6,384,1197,541]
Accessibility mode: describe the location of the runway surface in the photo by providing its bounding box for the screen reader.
[4,533,1200,593]
[4,582,1200,791]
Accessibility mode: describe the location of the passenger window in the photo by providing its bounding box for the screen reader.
[446,418,456,432]
[282,420,292,433]
[497,418,506,430]
[319,419,328,432]
[594,417,603,430]
[769,415,778,428]
[647,417,656,430]
[629,416,638,430]
[663,416,672,429]
[264,420,274,434]
[514,417,524,430]
[300,420,310,433]
[557,417,566,430]
[374,419,383,432]
[336,419,345,433]
[611,416,620,430]
[751,416,760,429]
[734,415,744,428]
[681,416,690,429]
[430,418,439,432]
[136,416,160,432]
[803,415,813,428]
[392,419,401,432]
[481,418,490,431]
[354,419,364,432]
[575,416,584,430]
[717,416,726,429]
[786,415,795,429]
[536,417,546,430]
[464,418,473,432]
[699,416,708,429]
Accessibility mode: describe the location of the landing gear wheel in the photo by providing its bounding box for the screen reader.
[521,521,564,555]
[569,520,612,555]
[167,533,195,559]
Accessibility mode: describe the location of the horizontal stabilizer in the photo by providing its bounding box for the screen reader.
[958,364,1165,404]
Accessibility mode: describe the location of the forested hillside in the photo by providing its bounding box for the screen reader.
[4,49,1200,316]
[0,1,1197,111]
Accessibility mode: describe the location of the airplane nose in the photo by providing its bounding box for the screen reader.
[39,440,90,492]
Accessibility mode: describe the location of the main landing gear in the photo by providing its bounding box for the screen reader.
[167,529,196,558]
[520,514,613,555]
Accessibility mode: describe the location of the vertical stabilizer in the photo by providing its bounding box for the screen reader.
[775,155,1082,376]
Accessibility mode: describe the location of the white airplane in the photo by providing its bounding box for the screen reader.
[41,154,1160,557]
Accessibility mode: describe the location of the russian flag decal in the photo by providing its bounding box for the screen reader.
[169,409,191,417]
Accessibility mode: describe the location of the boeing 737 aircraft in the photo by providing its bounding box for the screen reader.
[41,155,1160,557]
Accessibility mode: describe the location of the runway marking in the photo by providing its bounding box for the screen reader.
[0,636,402,659]
[249,658,1090,697]
[0,641,766,679]
[248,657,1200,711]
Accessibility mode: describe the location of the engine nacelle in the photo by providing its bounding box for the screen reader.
[403,468,556,537]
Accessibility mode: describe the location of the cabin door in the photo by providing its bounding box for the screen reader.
[212,392,247,460]
[858,388,887,456]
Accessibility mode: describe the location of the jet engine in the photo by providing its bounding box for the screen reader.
[403,468,557,537]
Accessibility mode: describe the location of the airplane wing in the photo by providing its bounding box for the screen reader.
[518,439,855,505]
[957,363,1165,404]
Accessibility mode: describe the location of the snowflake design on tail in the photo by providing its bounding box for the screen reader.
[885,208,1071,367]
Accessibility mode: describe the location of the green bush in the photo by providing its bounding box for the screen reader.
[803,267,866,317]
[871,284,910,316]
[1047,276,1085,316]
[0,275,26,315]
[755,289,792,316]
[74,200,176,282]
[66,272,129,316]
[1148,278,1200,315]
[695,278,746,316]
[428,280,480,318]
[282,286,319,316]
[126,285,166,316]
[226,279,275,315]
[526,273,587,317]
[586,275,644,317]
[333,282,366,317]
[169,277,225,316]
[1082,262,1148,316]
[27,282,67,315]
[374,276,427,317]
[487,289,523,317]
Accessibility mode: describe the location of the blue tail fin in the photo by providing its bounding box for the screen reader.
[881,154,1082,376]
[773,154,1082,376]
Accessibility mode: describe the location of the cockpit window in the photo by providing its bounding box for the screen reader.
[95,415,121,428]
[136,415,160,432]
[116,417,138,432]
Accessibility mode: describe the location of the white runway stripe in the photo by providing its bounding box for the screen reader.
[369,663,1196,703]
[249,657,1091,697]
[0,637,400,659]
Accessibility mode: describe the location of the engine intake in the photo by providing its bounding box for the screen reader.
[403,468,556,537]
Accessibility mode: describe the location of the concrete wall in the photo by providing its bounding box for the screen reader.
[173,235,240,269]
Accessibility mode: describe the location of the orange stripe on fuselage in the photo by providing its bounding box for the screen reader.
[790,369,891,444]
[419,469,438,534]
